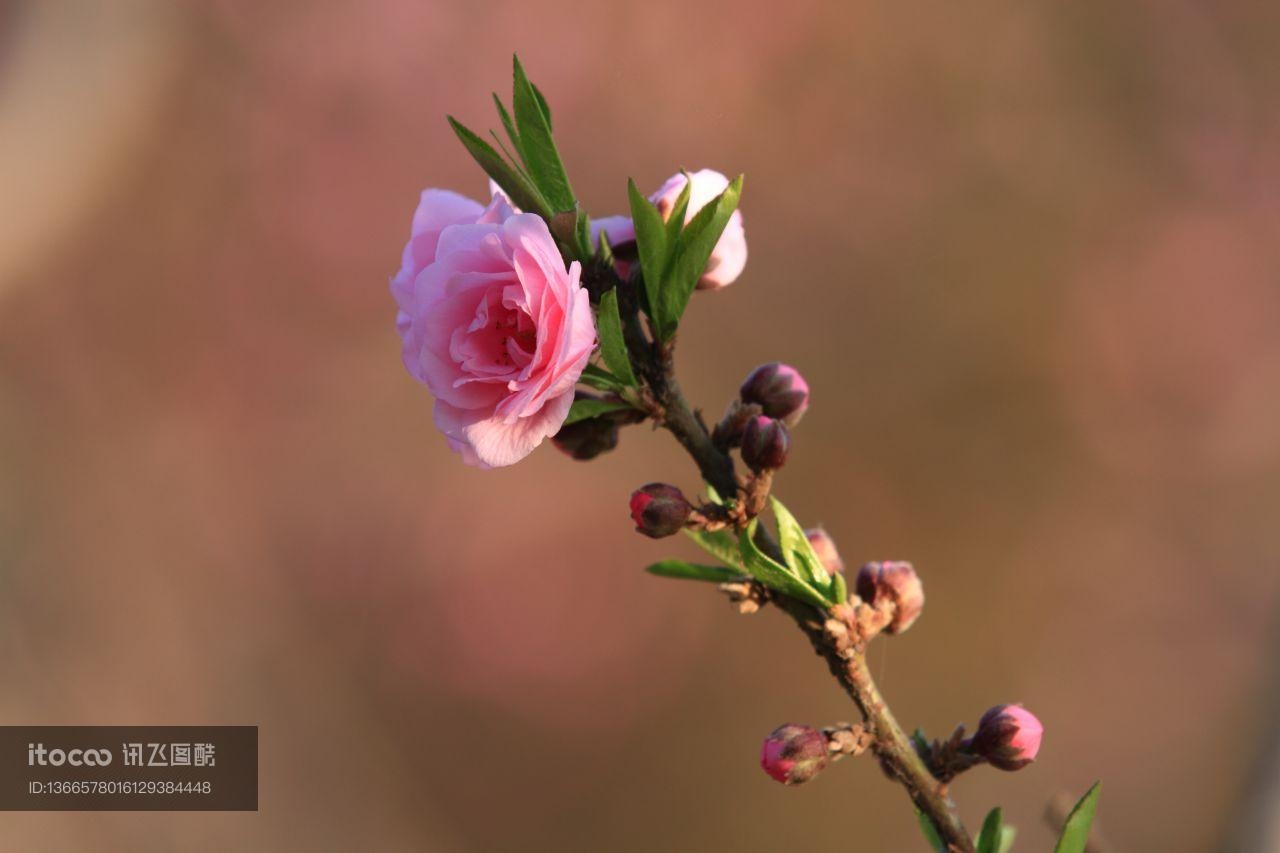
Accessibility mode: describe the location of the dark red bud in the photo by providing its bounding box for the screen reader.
[741,415,790,472]
[740,362,810,426]
[629,483,692,538]
[552,417,620,460]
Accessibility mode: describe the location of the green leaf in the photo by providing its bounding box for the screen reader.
[574,210,592,259]
[976,808,1005,853]
[654,174,742,340]
[684,528,746,571]
[596,289,638,386]
[996,826,1017,853]
[578,363,627,393]
[492,93,520,154]
[916,810,946,853]
[738,520,832,609]
[531,82,553,130]
[1054,782,1101,853]
[770,497,831,589]
[664,172,693,247]
[627,179,669,333]
[646,559,741,583]
[832,571,848,604]
[447,117,548,217]
[597,229,616,266]
[564,397,634,426]
[511,56,575,212]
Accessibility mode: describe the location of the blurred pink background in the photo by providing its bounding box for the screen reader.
[1,0,1278,850]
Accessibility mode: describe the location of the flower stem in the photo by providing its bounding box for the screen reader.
[638,341,974,852]
[775,595,975,852]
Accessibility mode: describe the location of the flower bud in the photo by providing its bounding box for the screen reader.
[553,392,639,461]
[854,561,924,634]
[629,483,692,538]
[741,416,790,472]
[552,417,620,461]
[805,528,844,576]
[760,724,829,786]
[649,169,747,290]
[739,362,810,426]
[970,704,1043,771]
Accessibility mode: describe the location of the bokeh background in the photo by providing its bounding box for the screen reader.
[2,1,1278,850]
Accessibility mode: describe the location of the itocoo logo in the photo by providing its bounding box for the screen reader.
[27,743,112,767]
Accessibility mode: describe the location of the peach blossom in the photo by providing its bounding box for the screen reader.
[393,189,595,467]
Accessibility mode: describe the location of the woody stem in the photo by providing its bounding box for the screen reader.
[633,332,973,852]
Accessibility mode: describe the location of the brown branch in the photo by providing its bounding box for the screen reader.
[634,336,975,852]
[775,596,974,852]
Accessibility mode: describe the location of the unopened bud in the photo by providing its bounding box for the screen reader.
[554,393,644,460]
[629,483,692,538]
[741,416,790,472]
[805,528,844,576]
[740,362,810,426]
[760,724,829,786]
[970,704,1043,771]
[855,561,924,634]
[553,404,620,462]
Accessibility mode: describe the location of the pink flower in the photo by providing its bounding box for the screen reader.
[392,189,596,468]
[584,169,745,288]
[650,168,747,290]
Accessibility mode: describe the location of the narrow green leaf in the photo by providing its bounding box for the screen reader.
[655,174,743,341]
[664,173,693,247]
[564,397,634,426]
[738,520,832,608]
[646,559,741,583]
[579,363,627,393]
[597,228,616,266]
[531,82,553,130]
[447,117,548,217]
[511,56,575,211]
[770,497,831,588]
[492,93,521,155]
[627,179,669,335]
[1054,782,1101,853]
[832,571,848,604]
[487,129,533,187]
[916,810,946,853]
[996,826,1017,853]
[976,808,1003,853]
[574,209,592,260]
[597,289,638,386]
[684,528,746,571]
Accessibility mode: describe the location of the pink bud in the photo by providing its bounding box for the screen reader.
[741,416,790,472]
[629,483,692,539]
[855,561,924,634]
[760,724,829,786]
[971,704,1043,771]
[649,169,747,290]
[805,528,845,576]
[740,362,810,426]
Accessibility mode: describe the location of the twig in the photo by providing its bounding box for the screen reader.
[623,321,974,852]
